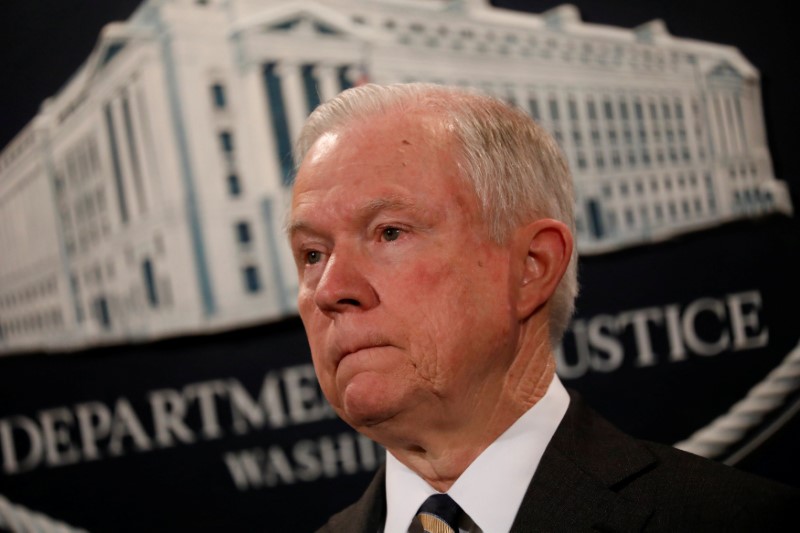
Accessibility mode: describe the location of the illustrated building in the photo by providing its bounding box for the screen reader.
[0,0,790,353]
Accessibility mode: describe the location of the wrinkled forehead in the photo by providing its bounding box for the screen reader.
[287,108,483,228]
[294,108,463,184]
[286,108,486,229]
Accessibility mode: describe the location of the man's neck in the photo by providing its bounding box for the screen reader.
[384,349,556,492]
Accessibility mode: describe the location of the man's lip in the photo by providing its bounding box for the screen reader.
[337,344,391,363]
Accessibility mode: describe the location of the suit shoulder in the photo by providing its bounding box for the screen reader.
[316,500,360,533]
[641,439,797,497]
[631,440,800,530]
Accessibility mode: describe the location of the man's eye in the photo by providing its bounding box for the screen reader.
[306,250,322,264]
[381,227,401,242]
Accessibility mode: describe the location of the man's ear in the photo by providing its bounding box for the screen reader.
[515,218,573,320]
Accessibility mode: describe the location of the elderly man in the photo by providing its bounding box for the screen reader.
[288,83,796,532]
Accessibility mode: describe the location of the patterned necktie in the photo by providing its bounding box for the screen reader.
[414,493,463,533]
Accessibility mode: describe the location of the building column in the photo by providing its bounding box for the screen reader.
[723,94,742,156]
[276,62,307,144]
[315,65,340,102]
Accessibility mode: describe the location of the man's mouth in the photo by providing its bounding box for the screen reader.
[336,342,392,364]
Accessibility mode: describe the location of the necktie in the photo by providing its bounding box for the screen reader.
[414,493,463,533]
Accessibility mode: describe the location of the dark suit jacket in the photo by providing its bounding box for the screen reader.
[317,394,799,532]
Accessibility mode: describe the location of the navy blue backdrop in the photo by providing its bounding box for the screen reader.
[1,1,798,532]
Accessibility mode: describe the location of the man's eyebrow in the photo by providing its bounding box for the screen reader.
[361,195,416,214]
[287,195,419,238]
[286,219,312,238]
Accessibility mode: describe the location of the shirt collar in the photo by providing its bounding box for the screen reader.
[384,376,570,533]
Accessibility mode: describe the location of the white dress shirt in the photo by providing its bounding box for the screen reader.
[384,376,570,533]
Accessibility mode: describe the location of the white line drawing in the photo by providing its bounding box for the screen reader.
[0,0,792,353]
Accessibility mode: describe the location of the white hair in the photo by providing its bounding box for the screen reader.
[294,83,578,346]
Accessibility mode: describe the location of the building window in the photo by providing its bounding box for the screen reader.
[94,296,111,329]
[211,83,227,109]
[337,65,353,92]
[528,98,540,120]
[548,98,560,121]
[227,174,242,196]
[220,131,234,153]
[587,199,604,238]
[625,209,635,227]
[635,101,644,120]
[619,100,629,120]
[595,154,605,169]
[235,221,251,245]
[243,266,261,293]
[675,100,684,120]
[662,101,672,119]
[603,100,614,120]
[143,258,159,308]
[623,129,633,144]
[568,99,578,120]
[587,100,597,120]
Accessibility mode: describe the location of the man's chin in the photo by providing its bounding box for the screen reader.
[340,393,399,429]
[338,375,403,429]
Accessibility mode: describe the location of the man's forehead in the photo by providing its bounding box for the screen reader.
[295,111,453,183]
[301,131,341,167]
[288,109,467,231]
[313,108,449,152]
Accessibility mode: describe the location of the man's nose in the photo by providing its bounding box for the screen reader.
[313,251,379,313]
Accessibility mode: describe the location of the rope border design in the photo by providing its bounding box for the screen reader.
[674,339,800,461]
[0,494,88,533]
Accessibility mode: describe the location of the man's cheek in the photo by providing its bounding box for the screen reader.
[401,260,450,296]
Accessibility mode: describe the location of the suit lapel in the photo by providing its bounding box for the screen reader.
[511,393,656,532]
[318,465,386,533]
